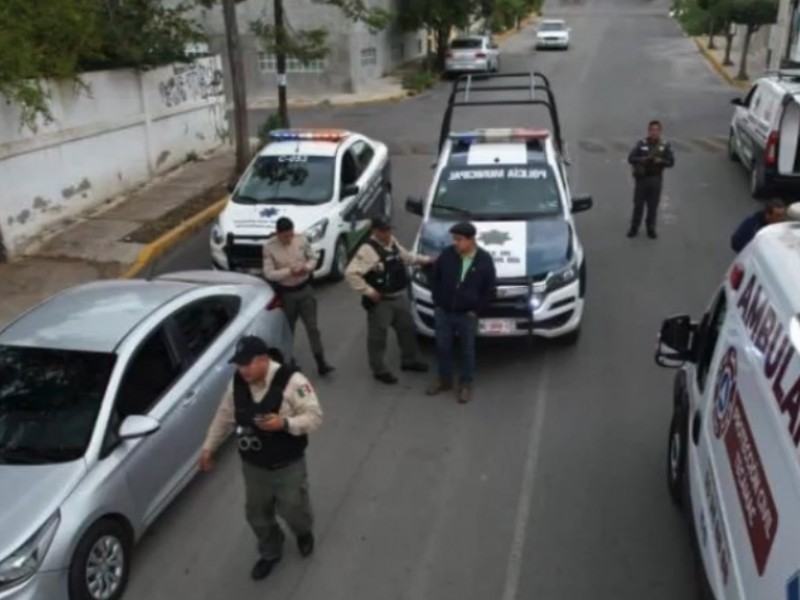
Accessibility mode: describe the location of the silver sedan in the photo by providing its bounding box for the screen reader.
[0,270,292,600]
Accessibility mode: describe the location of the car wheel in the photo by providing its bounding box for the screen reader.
[68,519,132,600]
[727,129,739,162]
[328,236,349,282]
[667,410,687,506]
[750,163,767,198]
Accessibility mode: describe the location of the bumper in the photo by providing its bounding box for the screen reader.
[0,570,68,600]
[444,59,489,72]
[536,38,569,48]
[410,279,584,339]
[763,171,800,193]
[211,240,330,279]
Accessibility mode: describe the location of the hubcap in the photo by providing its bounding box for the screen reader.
[86,535,125,600]
[669,429,681,483]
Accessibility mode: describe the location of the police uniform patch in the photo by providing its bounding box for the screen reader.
[297,383,312,398]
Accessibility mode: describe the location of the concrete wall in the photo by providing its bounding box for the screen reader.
[0,56,229,258]
[184,0,426,102]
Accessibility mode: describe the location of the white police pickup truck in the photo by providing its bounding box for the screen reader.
[405,73,593,344]
[210,128,392,280]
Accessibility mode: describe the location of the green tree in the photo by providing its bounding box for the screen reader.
[0,0,102,127]
[397,0,479,69]
[0,0,206,128]
[731,0,778,80]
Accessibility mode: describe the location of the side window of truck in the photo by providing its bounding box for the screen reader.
[695,290,728,392]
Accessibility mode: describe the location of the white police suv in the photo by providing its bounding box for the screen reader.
[405,73,593,343]
[210,128,392,280]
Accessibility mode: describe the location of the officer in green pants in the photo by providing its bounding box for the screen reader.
[345,217,432,384]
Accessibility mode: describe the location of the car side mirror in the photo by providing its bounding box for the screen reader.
[571,194,593,213]
[119,415,161,440]
[655,315,696,368]
[731,97,745,106]
[406,196,424,216]
[341,183,360,199]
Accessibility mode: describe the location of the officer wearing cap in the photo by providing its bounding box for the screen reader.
[199,335,323,581]
[426,221,496,403]
[344,216,432,384]
[263,217,334,376]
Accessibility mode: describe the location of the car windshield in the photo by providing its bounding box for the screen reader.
[451,39,483,49]
[233,154,335,206]
[540,22,566,31]
[0,345,116,464]
[431,164,563,219]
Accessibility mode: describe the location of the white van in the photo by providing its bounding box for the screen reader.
[654,221,800,598]
[728,70,800,197]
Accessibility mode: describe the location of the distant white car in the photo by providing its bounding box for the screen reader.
[535,19,570,50]
[444,35,501,75]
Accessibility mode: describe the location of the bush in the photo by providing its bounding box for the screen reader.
[678,0,712,35]
[402,69,438,93]
[257,113,283,146]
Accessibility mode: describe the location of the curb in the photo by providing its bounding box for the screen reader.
[693,37,750,89]
[121,196,228,279]
[250,89,413,111]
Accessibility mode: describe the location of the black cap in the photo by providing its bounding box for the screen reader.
[371,216,392,231]
[449,221,477,238]
[229,335,270,366]
[276,217,294,232]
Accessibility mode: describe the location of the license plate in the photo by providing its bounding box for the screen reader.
[479,319,515,335]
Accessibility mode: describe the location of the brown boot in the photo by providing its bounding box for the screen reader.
[457,385,471,404]
[425,379,453,395]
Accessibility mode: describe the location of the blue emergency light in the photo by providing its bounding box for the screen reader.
[269,129,349,142]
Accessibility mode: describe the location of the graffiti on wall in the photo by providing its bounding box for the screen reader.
[158,61,224,108]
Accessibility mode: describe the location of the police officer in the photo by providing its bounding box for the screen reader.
[627,120,675,239]
[263,217,334,376]
[345,216,432,384]
[199,336,323,581]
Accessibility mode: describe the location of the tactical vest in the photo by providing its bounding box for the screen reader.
[363,239,409,295]
[232,366,307,469]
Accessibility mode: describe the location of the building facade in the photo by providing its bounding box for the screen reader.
[185,0,427,103]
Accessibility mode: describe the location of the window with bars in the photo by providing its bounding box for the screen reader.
[360,47,377,66]
[257,52,327,73]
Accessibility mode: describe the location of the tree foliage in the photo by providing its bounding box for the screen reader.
[397,0,478,67]
[0,0,205,127]
[730,0,778,28]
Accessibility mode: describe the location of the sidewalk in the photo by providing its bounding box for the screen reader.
[694,35,767,89]
[0,149,235,327]
[249,76,411,110]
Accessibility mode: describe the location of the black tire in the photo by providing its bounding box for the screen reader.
[727,129,739,162]
[328,236,349,282]
[667,410,687,506]
[68,519,132,600]
[750,163,768,198]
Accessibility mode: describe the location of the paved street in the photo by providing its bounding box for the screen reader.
[128,0,758,598]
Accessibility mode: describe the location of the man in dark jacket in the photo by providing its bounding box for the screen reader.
[426,221,496,403]
[627,120,675,239]
[730,199,787,252]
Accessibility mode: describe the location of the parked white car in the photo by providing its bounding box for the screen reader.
[444,35,501,75]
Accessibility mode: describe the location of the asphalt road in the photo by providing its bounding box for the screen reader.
[130,0,760,598]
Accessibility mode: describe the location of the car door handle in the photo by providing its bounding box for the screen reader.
[182,390,198,407]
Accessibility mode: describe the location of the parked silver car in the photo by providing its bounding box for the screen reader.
[444,35,500,75]
[0,270,292,600]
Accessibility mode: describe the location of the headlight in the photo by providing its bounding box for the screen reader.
[0,511,60,588]
[412,266,429,287]
[305,219,329,244]
[529,292,545,310]
[545,261,579,292]
[210,221,224,245]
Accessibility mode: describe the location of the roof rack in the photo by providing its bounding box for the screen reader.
[438,72,564,155]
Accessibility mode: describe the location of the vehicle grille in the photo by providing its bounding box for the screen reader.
[225,236,269,271]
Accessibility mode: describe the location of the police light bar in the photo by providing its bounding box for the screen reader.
[269,129,350,142]
[449,128,550,144]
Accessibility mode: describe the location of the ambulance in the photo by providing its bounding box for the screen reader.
[654,221,800,598]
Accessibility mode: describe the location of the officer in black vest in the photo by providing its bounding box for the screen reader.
[345,216,432,384]
[199,336,323,581]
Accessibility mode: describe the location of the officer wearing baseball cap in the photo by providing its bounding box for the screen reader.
[344,216,432,384]
[199,336,323,581]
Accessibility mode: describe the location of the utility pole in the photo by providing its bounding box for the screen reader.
[222,0,250,174]
[274,0,290,127]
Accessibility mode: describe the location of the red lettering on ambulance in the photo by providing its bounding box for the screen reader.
[755,309,776,353]
[764,324,789,379]
[737,275,755,313]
